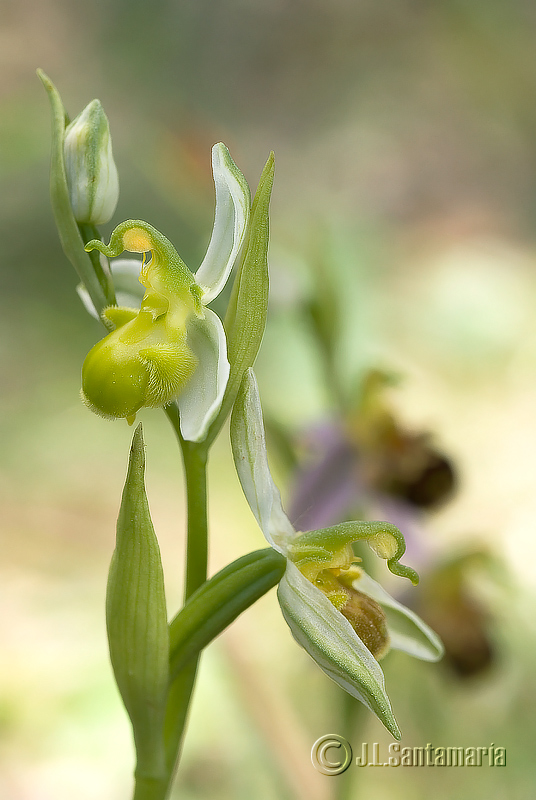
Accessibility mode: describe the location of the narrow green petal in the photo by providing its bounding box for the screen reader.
[351,571,444,662]
[106,424,169,780]
[290,520,419,585]
[230,369,295,554]
[278,562,401,739]
[195,143,251,303]
[86,219,197,301]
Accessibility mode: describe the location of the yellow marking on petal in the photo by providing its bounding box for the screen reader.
[123,228,153,253]
[369,532,398,560]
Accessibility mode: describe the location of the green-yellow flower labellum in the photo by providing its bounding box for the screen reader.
[81,220,203,423]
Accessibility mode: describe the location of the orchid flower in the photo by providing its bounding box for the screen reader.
[78,143,250,441]
[230,369,444,739]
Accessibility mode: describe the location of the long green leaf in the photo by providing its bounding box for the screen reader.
[106,424,169,782]
[168,547,286,680]
[205,152,274,446]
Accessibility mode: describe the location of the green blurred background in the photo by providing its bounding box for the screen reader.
[2,1,536,798]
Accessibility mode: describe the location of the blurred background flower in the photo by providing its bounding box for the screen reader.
[2,1,536,798]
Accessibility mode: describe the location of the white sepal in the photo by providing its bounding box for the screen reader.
[231,369,295,555]
[195,143,250,303]
[77,258,144,319]
[76,282,100,319]
[352,570,444,662]
[177,309,230,442]
[278,562,401,739]
[107,258,144,308]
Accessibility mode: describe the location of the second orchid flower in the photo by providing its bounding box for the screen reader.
[230,369,443,739]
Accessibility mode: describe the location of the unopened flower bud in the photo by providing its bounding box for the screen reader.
[64,99,119,225]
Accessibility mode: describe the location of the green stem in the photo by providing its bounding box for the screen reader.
[159,405,210,795]
[335,691,367,800]
[163,661,198,777]
[131,406,209,800]
[180,438,209,602]
[78,222,116,306]
[132,776,168,800]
